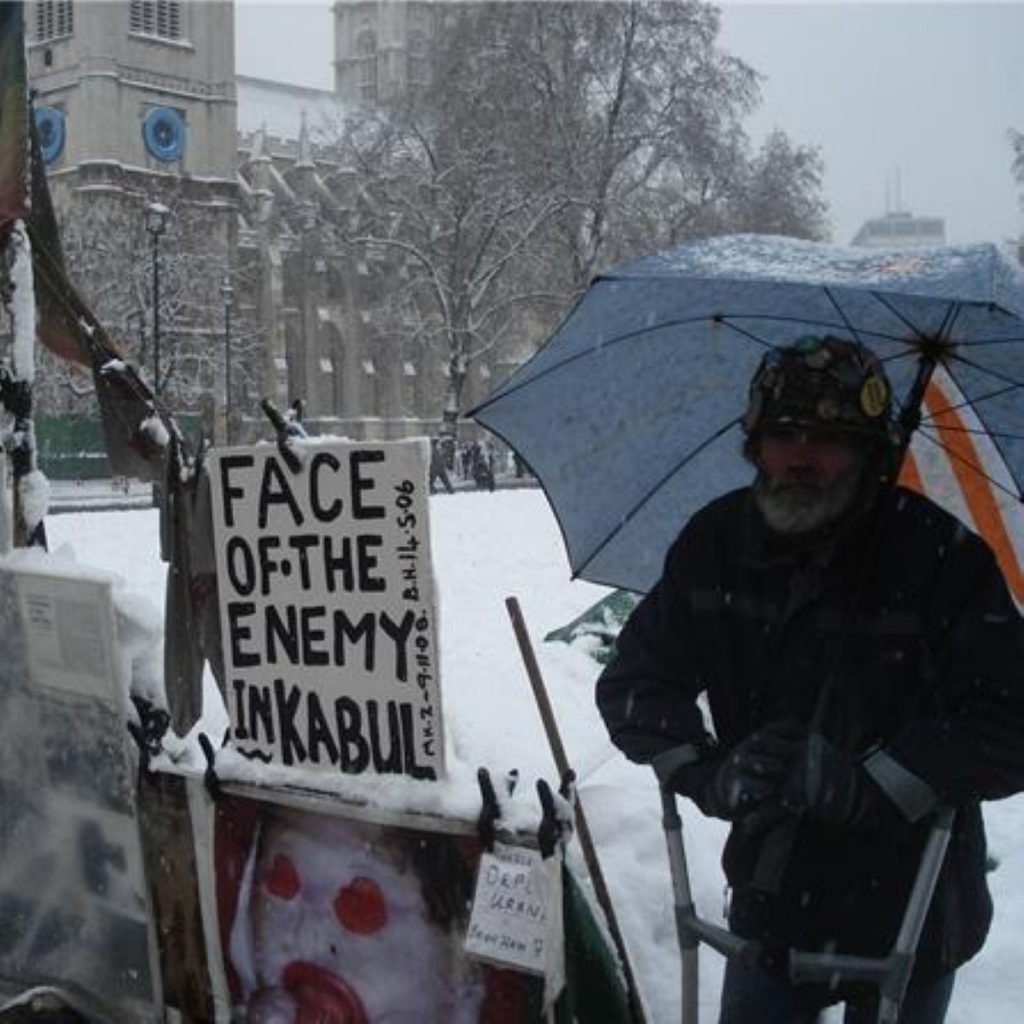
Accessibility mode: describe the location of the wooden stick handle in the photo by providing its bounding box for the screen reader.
[505,595,646,1024]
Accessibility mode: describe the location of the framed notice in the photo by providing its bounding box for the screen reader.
[207,438,444,780]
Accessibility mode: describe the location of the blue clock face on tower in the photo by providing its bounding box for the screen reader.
[35,106,66,164]
[142,106,186,162]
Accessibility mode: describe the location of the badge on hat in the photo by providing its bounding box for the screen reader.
[860,373,889,418]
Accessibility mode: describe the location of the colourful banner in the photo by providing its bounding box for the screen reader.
[0,1,28,232]
[899,368,1024,607]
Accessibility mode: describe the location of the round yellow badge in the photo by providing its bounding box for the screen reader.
[860,374,889,418]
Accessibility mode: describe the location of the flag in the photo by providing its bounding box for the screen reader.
[0,2,29,235]
[26,107,104,369]
[899,367,1024,607]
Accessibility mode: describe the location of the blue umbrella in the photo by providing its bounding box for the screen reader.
[471,234,1024,593]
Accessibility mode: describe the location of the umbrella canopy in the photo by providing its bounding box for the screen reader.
[471,234,1024,594]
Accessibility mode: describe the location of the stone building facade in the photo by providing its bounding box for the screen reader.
[24,0,238,431]
[24,0,510,444]
[234,75,502,442]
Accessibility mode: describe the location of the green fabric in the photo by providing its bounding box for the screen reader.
[518,862,638,1023]
[545,590,641,665]
[554,864,636,1023]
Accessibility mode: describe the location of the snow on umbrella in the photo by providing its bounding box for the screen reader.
[470,234,1024,595]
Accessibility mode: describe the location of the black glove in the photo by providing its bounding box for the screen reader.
[675,719,805,821]
[779,732,879,827]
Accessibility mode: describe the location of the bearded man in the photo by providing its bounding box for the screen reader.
[596,336,1024,1023]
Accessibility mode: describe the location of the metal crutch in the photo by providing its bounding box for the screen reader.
[661,783,955,1024]
[788,806,955,1024]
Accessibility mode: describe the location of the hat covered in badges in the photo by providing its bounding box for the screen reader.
[743,335,894,442]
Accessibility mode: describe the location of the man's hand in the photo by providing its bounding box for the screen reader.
[674,719,805,821]
[780,732,881,827]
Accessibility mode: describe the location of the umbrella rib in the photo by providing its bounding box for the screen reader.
[946,350,1024,396]
[913,428,1023,503]
[947,335,1024,348]
[937,300,962,343]
[874,347,938,426]
[714,319,777,349]
[867,290,946,340]
[574,415,744,581]
[922,382,1019,420]
[918,422,1024,442]
[822,287,863,343]
[720,316,915,348]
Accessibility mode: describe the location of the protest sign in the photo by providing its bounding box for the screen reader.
[207,438,444,780]
[0,560,160,1017]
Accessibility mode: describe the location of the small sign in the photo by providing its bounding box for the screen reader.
[465,842,564,984]
[208,438,444,780]
[15,570,119,701]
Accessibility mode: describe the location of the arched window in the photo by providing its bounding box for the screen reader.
[355,30,378,103]
[406,31,428,89]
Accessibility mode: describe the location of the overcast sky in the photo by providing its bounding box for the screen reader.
[235,1,1024,247]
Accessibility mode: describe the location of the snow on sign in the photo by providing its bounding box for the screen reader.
[208,438,444,779]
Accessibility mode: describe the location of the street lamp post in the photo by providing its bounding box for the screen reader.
[220,275,235,444]
[144,202,169,395]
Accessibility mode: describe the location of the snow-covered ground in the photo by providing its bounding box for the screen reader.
[45,488,1024,1023]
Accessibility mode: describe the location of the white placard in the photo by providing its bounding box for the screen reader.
[464,842,564,985]
[208,438,444,780]
[15,570,119,702]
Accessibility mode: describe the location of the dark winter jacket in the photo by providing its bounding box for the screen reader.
[596,485,1024,976]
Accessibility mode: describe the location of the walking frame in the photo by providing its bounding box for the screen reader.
[661,786,955,1024]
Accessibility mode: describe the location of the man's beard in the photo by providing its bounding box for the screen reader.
[754,465,865,536]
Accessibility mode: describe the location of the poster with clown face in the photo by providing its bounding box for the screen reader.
[197,787,540,1024]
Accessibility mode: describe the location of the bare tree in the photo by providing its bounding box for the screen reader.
[331,25,571,434]
[497,1,762,290]
[321,0,829,431]
[717,129,830,239]
[35,193,263,431]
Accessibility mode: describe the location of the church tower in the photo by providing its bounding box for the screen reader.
[25,0,238,420]
[26,0,236,200]
[332,0,436,105]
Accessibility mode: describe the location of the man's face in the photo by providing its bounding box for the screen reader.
[753,425,868,535]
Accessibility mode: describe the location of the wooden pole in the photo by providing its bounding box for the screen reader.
[505,595,647,1024]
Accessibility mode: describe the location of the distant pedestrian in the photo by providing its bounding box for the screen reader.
[428,439,453,494]
[470,441,495,492]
